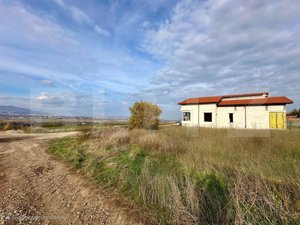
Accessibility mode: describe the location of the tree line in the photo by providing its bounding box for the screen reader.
[287,108,300,116]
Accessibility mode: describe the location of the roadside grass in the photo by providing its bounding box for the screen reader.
[48,127,300,225]
[0,120,129,133]
[23,125,94,133]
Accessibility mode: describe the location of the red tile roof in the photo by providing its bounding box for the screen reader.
[218,96,293,106]
[178,92,293,106]
[178,96,222,105]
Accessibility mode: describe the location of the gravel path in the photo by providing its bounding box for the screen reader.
[0,131,143,225]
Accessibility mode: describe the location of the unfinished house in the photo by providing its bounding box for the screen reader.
[178,92,293,129]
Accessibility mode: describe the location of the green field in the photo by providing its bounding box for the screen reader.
[48,127,300,225]
[0,119,129,133]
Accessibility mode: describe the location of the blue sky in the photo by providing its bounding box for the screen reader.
[0,0,299,119]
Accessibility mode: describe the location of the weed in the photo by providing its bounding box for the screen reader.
[47,127,300,224]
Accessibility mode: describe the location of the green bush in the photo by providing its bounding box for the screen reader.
[129,101,161,129]
[3,122,13,130]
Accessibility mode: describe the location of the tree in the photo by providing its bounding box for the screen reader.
[129,101,161,129]
[288,108,300,116]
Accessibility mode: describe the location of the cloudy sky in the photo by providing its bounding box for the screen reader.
[0,0,299,119]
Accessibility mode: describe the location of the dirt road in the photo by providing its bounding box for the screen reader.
[0,131,143,225]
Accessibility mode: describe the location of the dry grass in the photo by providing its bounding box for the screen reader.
[49,126,300,224]
[131,127,300,182]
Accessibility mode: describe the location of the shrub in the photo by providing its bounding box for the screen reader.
[129,101,161,129]
[3,122,13,130]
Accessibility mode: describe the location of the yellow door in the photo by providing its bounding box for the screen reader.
[283,113,286,129]
[269,112,277,128]
[277,112,284,129]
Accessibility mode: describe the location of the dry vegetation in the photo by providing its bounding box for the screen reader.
[0,119,129,133]
[48,127,300,225]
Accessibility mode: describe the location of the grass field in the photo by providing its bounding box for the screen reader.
[48,126,300,225]
[0,119,129,133]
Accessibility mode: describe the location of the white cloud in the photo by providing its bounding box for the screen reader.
[53,0,91,24]
[0,58,80,83]
[52,0,64,7]
[98,89,106,95]
[35,92,69,104]
[94,25,111,37]
[0,1,78,51]
[142,20,150,28]
[0,92,93,116]
[36,92,52,101]
[41,79,54,86]
[141,0,300,116]
[52,0,111,37]
[69,6,93,25]
[28,91,117,117]
[34,91,78,113]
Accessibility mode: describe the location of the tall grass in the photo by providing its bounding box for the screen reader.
[48,127,300,224]
[131,127,300,182]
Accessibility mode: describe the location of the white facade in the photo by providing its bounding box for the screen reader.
[179,93,291,129]
[180,104,286,129]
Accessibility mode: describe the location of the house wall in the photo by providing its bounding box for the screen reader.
[245,105,285,129]
[199,104,217,127]
[180,105,199,126]
[180,104,286,129]
[180,104,217,127]
[217,106,246,128]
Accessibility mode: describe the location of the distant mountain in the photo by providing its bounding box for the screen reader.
[0,106,45,115]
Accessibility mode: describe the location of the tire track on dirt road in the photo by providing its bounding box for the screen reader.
[0,131,143,225]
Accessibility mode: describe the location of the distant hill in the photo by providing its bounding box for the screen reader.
[0,105,45,115]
